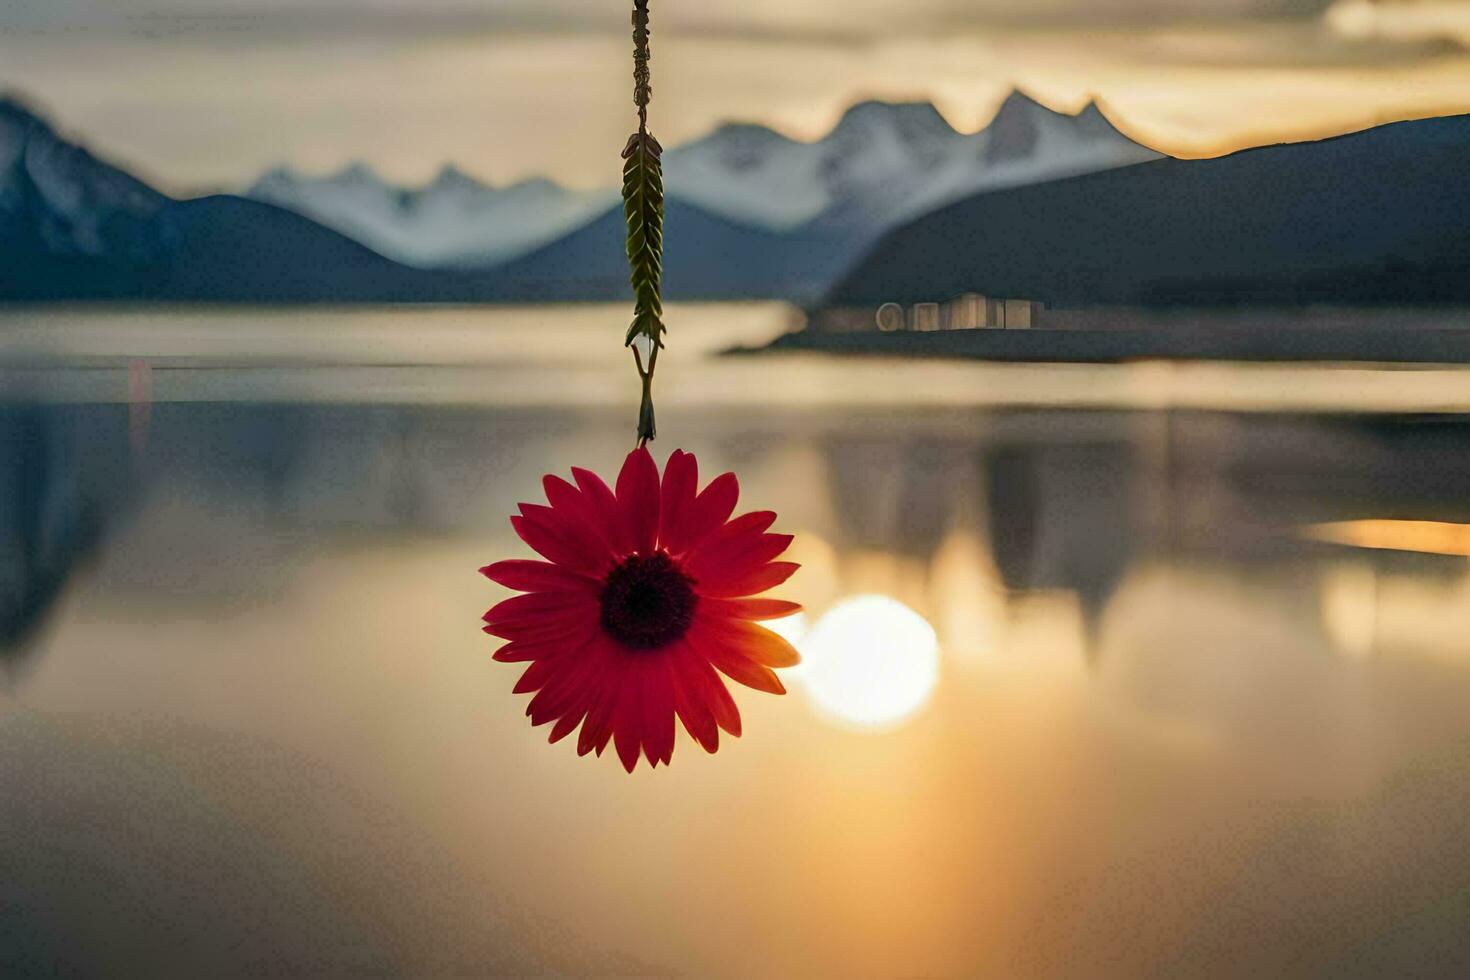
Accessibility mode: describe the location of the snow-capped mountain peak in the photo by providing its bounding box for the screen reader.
[982,90,1068,164]
[824,100,959,175]
[247,162,613,267]
[663,91,1158,234]
[662,121,820,229]
[829,99,957,152]
[251,162,392,204]
[662,99,968,231]
[1074,100,1126,142]
[978,91,1138,168]
[244,90,1160,266]
[427,163,482,197]
[337,161,387,187]
[888,90,1158,223]
[680,122,799,172]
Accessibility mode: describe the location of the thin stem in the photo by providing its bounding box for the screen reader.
[630,342,659,447]
[632,0,651,135]
[629,0,658,446]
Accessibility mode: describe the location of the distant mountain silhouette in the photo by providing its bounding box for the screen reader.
[478,198,855,304]
[0,98,502,302]
[828,111,1470,308]
[0,98,173,298]
[153,194,465,302]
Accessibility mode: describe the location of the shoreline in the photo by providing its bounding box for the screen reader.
[732,326,1470,365]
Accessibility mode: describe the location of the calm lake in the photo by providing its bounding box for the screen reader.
[5,303,1470,976]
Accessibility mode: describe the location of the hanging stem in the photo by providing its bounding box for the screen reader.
[632,0,652,134]
[631,342,658,448]
[623,0,665,446]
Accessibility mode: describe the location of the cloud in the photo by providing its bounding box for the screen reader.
[1075,19,1464,66]
[927,0,1334,28]
[0,0,1340,41]
[0,1,620,40]
[1326,0,1470,46]
[2,0,1468,191]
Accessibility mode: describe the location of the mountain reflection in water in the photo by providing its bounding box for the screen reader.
[10,403,1470,670]
[6,390,1470,975]
[0,405,133,677]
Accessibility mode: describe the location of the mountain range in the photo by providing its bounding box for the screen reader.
[5,90,1469,308]
[248,163,614,268]
[443,94,1158,303]
[0,97,469,302]
[829,110,1470,309]
[665,96,1153,235]
[0,91,1155,303]
[245,92,1156,275]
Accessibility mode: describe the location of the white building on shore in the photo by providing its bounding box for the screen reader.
[820,293,1043,333]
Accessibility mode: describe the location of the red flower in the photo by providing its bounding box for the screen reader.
[480,448,801,772]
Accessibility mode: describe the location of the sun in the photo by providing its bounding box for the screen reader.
[797,594,940,730]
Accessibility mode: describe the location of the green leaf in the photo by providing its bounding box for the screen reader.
[621,130,665,348]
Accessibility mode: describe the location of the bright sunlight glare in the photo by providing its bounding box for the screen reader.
[797,594,939,730]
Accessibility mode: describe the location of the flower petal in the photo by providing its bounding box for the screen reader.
[542,475,618,564]
[491,638,582,663]
[612,663,645,772]
[704,510,778,549]
[688,532,794,586]
[690,657,743,737]
[527,651,600,727]
[510,512,605,575]
[696,615,802,668]
[479,559,599,594]
[512,657,561,695]
[578,641,624,757]
[548,708,585,744]
[643,657,677,766]
[577,694,608,756]
[482,611,596,643]
[700,597,803,621]
[517,502,618,575]
[675,471,739,557]
[711,656,786,695]
[658,449,699,552]
[692,624,788,695]
[572,466,631,555]
[616,447,661,555]
[482,590,595,627]
[671,653,719,753]
[697,561,800,599]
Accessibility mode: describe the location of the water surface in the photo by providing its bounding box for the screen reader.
[5,304,1470,976]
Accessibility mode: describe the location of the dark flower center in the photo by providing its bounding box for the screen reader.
[600,551,697,650]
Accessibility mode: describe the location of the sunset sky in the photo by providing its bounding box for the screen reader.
[3,0,1470,191]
